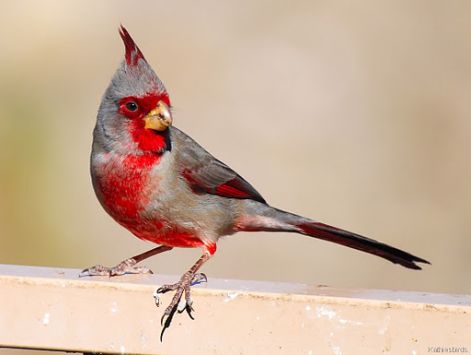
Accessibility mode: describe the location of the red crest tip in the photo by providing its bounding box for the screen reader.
[119,25,146,66]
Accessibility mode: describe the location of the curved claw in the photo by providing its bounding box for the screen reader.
[79,269,90,278]
[191,273,207,286]
[159,284,186,340]
[185,303,195,320]
[156,285,170,294]
[156,283,178,295]
[153,290,161,307]
[160,305,178,341]
[177,299,194,319]
[79,265,108,277]
[160,312,167,326]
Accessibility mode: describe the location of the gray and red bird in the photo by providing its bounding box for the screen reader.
[84,26,429,339]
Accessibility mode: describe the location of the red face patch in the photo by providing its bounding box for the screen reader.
[118,93,171,152]
[118,93,170,120]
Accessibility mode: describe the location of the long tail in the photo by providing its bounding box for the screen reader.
[239,202,430,270]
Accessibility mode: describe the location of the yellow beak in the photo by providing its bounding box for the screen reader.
[144,101,173,131]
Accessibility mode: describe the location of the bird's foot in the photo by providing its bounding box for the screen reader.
[153,272,207,341]
[79,258,153,277]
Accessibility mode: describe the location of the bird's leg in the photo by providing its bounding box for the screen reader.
[80,245,173,277]
[154,252,211,341]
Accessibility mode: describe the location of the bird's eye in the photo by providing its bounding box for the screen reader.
[125,101,138,112]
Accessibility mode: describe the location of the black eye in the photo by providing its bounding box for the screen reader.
[125,101,138,111]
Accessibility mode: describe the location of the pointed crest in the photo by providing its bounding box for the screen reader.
[119,25,146,66]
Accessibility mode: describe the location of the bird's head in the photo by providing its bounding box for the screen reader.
[94,26,173,154]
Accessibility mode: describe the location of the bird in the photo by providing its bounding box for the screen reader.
[83,26,430,340]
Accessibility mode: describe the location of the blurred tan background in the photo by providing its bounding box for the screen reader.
[0,0,470,303]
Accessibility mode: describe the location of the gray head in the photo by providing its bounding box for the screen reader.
[93,26,173,154]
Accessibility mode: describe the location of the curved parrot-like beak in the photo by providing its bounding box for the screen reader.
[144,101,173,131]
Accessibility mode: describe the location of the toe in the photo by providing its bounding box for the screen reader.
[177,298,187,313]
[79,265,110,277]
[191,273,207,286]
[153,289,162,306]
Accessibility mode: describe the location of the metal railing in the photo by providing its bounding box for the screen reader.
[0,264,469,354]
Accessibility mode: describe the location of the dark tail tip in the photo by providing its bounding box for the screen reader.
[298,222,430,270]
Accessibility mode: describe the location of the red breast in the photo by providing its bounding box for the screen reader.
[94,153,160,224]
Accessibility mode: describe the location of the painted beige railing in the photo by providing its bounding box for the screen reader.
[0,264,469,354]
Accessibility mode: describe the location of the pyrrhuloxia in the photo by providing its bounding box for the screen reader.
[83,26,429,339]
